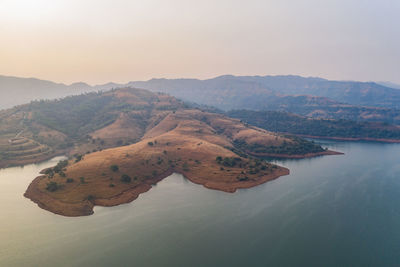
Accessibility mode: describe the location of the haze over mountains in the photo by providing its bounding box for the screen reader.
[378,81,400,90]
[131,75,400,110]
[2,74,400,124]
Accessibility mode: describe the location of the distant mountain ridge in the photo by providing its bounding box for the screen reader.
[129,75,400,109]
[0,75,118,109]
[378,81,400,90]
[2,74,400,124]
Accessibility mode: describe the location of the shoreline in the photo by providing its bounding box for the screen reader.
[181,167,290,193]
[24,166,290,217]
[287,134,400,144]
[246,149,343,159]
[0,151,65,170]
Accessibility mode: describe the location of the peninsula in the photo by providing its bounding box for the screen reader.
[0,88,339,216]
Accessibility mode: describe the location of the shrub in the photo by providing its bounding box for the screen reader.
[45,168,54,178]
[74,154,83,163]
[261,165,267,170]
[237,176,249,181]
[53,160,68,173]
[80,177,86,184]
[147,142,154,146]
[44,168,54,175]
[46,181,60,192]
[183,162,189,171]
[120,174,131,183]
[66,178,74,183]
[110,165,119,172]
[109,183,115,187]
[116,140,123,146]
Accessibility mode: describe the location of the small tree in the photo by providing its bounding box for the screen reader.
[120,174,131,183]
[46,181,60,192]
[110,165,119,172]
[74,154,83,163]
[183,162,189,171]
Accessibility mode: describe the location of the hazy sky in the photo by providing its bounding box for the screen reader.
[1,0,399,84]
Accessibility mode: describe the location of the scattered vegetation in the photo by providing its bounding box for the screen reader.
[233,137,324,155]
[229,110,400,140]
[120,174,131,183]
[53,160,68,173]
[46,181,61,192]
[110,165,119,172]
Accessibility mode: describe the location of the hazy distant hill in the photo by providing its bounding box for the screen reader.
[0,75,122,110]
[129,76,400,124]
[378,81,400,90]
[228,109,400,141]
[2,74,400,124]
[129,76,277,110]
[130,75,400,109]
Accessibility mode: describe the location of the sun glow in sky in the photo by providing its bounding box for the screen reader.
[1,0,399,84]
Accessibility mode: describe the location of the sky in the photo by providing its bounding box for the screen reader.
[0,0,399,85]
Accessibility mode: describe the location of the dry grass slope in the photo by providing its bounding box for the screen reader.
[0,87,334,216]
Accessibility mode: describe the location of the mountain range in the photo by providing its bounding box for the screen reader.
[2,74,400,124]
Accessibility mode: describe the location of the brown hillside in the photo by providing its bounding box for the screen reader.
[0,87,336,216]
[25,112,290,216]
[24,102,307,216]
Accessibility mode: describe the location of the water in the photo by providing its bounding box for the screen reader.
[1,141,400,266]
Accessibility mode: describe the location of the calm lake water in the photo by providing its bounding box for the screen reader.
[1,140,400,267]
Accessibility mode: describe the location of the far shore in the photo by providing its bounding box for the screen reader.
[286,134,400,144]
[246,150,343,159]
[0,152,66,170]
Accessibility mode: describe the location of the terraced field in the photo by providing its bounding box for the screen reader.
[0,136,54,167]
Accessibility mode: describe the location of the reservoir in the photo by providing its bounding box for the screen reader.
[1,140,400,266]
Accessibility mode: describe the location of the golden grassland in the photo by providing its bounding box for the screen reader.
[0,88,337,216]
[25,108,293,216]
